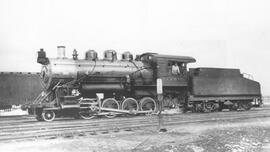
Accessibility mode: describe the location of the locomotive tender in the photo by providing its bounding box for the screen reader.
[28,46,262,121]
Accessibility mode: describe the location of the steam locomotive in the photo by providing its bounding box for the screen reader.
[28,46,262,121]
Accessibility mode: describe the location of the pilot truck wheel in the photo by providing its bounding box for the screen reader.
[41,110,56,122]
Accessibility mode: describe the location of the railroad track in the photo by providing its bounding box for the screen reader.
[1,107,270,142]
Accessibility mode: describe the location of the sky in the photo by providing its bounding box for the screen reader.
[0,0,270,95]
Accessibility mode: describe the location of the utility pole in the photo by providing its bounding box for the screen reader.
[157,78,166,132]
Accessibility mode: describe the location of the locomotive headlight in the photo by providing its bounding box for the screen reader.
[40,65,48,79]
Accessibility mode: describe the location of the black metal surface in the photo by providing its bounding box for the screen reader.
[189,68,261,97]
[0,72,43,106]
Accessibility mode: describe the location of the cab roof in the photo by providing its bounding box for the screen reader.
[139,53,196,63]
[153,54,196,63]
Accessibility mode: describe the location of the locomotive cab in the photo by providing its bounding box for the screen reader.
[139,53,196,85]
[138,53,196,109]
[151,54,196,87]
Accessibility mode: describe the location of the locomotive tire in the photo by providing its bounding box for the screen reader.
[121,98,139,111]
[102,98,120,118]
[139,97,157,113]
[41,110,56,122]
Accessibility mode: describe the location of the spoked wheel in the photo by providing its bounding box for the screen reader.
[76,99,98,120]
[140,97,157,114]
[203,102,219,112]
[122,98,139,111]
[229,102,239,111]
[41,110,55,122]
[102,98,120,118]
[193,102,203,112]
[122,98,139,116]
[218,103,224,112]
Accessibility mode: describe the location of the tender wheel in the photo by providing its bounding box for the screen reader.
[193,102,203,112]
[102,98,120,118]
[229,102,239,111]
[218,103,224,112]
[41,110,55,122]
[238,101,252,111]
[122,98,139,111]
[140,97,157,113]
[203,101,219,112]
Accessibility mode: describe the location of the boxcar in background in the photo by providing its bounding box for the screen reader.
[0,72,43,109]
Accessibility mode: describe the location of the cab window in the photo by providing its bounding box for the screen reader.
[168,61,186,76]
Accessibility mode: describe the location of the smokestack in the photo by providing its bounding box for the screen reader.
[57,46,66,59]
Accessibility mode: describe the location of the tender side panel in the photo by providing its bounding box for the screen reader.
[189,68,261,97]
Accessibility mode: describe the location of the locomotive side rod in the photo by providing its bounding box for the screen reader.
[99,107,155,115]
[43,106,155,115]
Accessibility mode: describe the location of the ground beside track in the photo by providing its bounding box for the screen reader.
[1,116,270,152]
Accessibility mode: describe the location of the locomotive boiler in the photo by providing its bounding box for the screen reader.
[28,46,262,121]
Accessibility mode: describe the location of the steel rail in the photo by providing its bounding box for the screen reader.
[0,106,268,125]
[1,109,270,142]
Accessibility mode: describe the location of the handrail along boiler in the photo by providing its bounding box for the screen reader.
[28,46,262,121]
